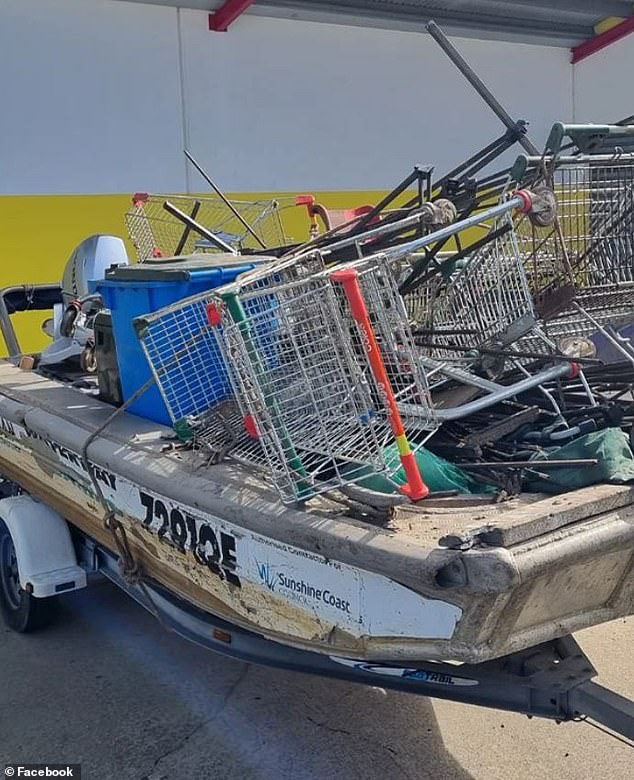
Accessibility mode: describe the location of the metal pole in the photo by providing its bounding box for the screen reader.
[0,284,62,359]
[400,362,575,422]
[319,206,446,257]
[426,20,540,156]
[184,149,267,249]
[312,192,528,268]
[461,459,598,470]
[331,267,430,501]
[383,194,525,263]
[174,199,201,256]
[569,681,634,742]
[0,289,21,357]
[353,166,427,232]
[162,201,237,254]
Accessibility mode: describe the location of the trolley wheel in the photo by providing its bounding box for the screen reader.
[60,303,80,338]
[80,343,97,374]
[0,519,47,632]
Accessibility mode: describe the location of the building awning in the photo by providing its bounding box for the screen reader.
[118,0,634,46]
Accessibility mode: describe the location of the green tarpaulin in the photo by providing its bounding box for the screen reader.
[351,428,634,497]
[527,428,634,493]
[354,444,495,495]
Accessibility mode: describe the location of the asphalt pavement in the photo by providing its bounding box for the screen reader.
[0,577,632,779]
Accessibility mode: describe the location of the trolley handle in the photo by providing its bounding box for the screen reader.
[375,188,551,266]
[546,122,634,156]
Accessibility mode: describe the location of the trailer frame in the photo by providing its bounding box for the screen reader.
[59,523,634,744]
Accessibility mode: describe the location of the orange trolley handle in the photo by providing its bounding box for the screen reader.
[331,268,429,501]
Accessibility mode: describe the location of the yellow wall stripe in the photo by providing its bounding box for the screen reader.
[0,190,393,355]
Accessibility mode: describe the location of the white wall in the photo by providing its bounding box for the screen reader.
[0,0,186,194]
[180,11,573,191]
[573,34,634,123]
[0,0,574,195]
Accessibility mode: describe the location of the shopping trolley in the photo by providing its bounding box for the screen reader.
[510,124,634,360]
[125,192,289,260]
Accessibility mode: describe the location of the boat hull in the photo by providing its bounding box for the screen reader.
[0,409,465,660]
[1,361,634,663]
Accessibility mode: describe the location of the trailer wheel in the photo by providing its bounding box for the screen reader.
[0,519,46,632]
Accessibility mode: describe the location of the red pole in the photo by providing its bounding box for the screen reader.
[209,0,255,32]
[571,16,634,64]
[331,268,429,501]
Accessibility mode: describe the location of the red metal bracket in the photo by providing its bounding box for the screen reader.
[209,0,255,32]
[571,16,634,64]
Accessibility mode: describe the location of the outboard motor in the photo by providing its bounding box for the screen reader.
[39,235,128,369]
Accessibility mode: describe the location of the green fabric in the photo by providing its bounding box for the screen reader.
[527,428,634,493]
[355,428,634,496]
[173,418,194,441]
[355,444,496,495]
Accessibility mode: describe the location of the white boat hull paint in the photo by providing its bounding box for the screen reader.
[0,414,462,650]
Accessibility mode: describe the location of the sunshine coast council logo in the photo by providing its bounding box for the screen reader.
[256,560,276,592]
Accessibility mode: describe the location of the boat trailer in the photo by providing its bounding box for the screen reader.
[71,531,634,744]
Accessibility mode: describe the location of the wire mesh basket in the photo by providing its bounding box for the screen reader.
[134,291,240,447]
[411,211,538,364]
[217,274,396,503]
[125,192,289,260]
[337,256,436,431]
[209,252,436,503]
[514,154,634,335]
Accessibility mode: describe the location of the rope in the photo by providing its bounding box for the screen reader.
[80,375,158,584]
[79,373,175,632]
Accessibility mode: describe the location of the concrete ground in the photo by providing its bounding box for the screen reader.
[0,578,632,780]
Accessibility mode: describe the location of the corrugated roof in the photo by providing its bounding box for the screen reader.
[120,1,634,46]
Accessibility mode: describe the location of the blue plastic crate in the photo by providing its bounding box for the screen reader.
[92,255,264,424]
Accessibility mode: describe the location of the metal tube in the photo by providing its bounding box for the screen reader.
[310,195,520,270]
[281,210,373,258]
[569,681,634,742]
[572,302,634,366]
[382,195,524,263]
[511,150,634,184]
[400,363,574,421]
[426,21,540,156]
[546,121,634,155]
[163,200,237,254]
[416,340,602,365]
[461,459,598,470]
[518,153,634,166]
[174,199,201,256]
[184,149,266,248]
[431,132,510,189]
[353,166,427,233]
[0,284,62,358]
[0,289,20,357]
[319,207,443,258]
[331,267,429,501]
[419,356,504,393]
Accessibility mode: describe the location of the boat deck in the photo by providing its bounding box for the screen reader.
[1,360,629,554]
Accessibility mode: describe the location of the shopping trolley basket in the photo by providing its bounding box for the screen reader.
[126,192,288,259]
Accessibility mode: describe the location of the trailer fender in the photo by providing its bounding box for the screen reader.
[0,495,87,597]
